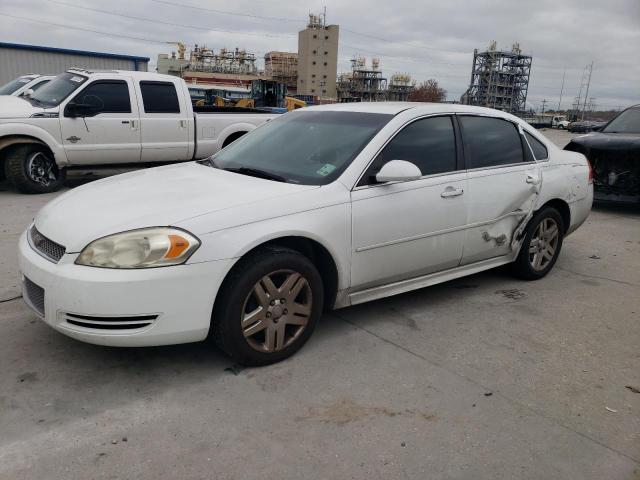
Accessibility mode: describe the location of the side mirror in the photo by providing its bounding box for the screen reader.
[375,160,422,183]
[21,88,35,98]
[66,103,99,118]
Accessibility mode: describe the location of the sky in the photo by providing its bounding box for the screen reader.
[1,0,638,111]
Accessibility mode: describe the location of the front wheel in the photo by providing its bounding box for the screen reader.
[5,144,66,194]
[211,246,324,366]
[512,207,564,280]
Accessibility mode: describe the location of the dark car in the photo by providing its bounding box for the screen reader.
[564,105,640,204]
[567,120,606,133]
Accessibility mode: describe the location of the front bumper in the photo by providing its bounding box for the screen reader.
[18,230,234,347]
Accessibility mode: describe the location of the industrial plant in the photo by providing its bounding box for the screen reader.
[462,41,532,114]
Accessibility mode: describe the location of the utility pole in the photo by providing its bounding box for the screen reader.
[581,61,593,121]
[558,67,565,111]
[541,99,548,115]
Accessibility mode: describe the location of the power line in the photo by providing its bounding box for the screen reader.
[44,0,295,38]
[0,12,170,44]
[149,0,474,57]
[150,0,299,22]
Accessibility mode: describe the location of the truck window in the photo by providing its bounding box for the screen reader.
[70,81,131,114]
[140,81,180,114]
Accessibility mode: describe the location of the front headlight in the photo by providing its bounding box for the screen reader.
[75,227,200,268]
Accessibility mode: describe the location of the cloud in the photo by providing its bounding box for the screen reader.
[1,0,638,110]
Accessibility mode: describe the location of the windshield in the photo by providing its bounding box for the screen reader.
[30,72,87,108]
[0,76,32,95]
[211,110,392,185]
[602,107,640,134]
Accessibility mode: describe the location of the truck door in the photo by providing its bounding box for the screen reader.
[136,80,191,162]
[60,79,141,165]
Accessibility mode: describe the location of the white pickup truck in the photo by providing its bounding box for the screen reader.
[0,69,278,193]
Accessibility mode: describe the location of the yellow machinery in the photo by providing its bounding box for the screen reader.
[285,96,306,110]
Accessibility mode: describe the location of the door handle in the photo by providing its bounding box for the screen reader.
[179,120,187,128]
[441,187,464,198]
[526,175,540,185]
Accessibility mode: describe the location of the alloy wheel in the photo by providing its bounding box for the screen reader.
[529,218,559,271]
[241,269,313,353]
[26,151,57,186]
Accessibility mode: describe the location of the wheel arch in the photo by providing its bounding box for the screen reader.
[537,198,571,233]
[215,235,340,312]
[217,122,255,150]
[0,135,50,161]
[221,130,247,148]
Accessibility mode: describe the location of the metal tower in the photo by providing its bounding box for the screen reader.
[463,41,532,114]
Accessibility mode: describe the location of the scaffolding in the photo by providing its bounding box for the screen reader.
[388,73,415,101]
[463,41,531,114]
[337,57,388,102]
[264,51,298,91]
[187,45,258,75]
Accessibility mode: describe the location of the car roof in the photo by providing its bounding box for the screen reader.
[304,101,519,119]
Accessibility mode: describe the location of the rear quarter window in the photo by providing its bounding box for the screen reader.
[524,131,549,160]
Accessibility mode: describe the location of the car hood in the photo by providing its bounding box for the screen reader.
[565,132,640,154]
[0,95,45,119]
[34,162,318,252]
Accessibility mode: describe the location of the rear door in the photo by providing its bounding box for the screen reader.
[457,115,540,265]
[136,80,191,162]
[60,78,141,165]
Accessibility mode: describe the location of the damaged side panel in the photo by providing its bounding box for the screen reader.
[461,164,541,265]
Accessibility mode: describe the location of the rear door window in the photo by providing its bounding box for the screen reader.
[459,116,525,169]
[140,81,180,113]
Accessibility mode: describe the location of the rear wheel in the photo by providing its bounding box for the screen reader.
[5,144,65,194]
[211,246,324,366]
[512,207,564,280]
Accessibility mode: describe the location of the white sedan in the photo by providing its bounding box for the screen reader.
[18,103,593,365]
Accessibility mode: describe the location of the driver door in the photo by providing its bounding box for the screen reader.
[350,115,468,290]
[60,79,141,165]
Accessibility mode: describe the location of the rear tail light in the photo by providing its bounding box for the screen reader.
[587,160,594,184]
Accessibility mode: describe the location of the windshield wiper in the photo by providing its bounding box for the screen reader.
[224,167,287,183]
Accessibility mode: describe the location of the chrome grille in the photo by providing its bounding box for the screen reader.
[29,226,66,263]
[62,313,158,331]
[23,277,45,316]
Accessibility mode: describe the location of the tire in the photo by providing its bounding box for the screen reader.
[4,144,66,194]
[211,246,324,366]
[511,207,564,280]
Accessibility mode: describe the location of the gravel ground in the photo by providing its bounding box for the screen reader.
[0,129,638,480]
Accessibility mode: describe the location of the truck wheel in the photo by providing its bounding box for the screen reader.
[5,144,66,194]
[211,246,324,366]
[511,207,564,280]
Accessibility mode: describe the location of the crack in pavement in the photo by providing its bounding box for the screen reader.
[0,295,22,304]
[333,311,640,465]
